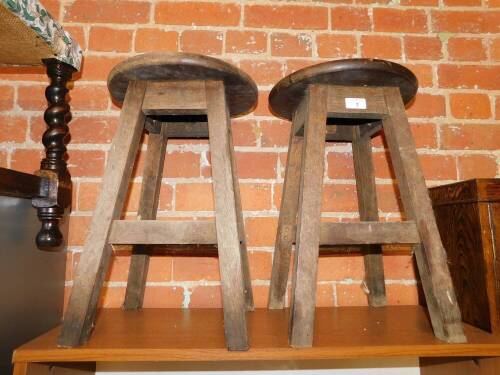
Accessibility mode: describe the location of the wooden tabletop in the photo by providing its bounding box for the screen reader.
[13,306,500,363]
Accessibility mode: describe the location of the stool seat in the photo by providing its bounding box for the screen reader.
[108,52,258,117]
[269,59,418,120]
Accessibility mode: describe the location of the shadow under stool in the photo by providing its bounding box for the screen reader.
[266,58,467,348]
[59,52,257,351]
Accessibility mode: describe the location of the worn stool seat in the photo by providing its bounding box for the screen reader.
[269,59,418,121]
[60,53,256,351]
[267,59,465,348]
[108,52,257,116]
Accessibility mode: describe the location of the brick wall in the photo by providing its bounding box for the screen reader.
[0,0,498,309]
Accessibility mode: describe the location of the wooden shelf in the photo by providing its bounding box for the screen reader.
[14,306,500,364]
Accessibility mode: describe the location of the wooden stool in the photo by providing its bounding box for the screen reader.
[58,53,257,351]
[267,59,466,347]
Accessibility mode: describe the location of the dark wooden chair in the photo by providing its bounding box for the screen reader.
[267,58,466,347]
[58,52,257,351]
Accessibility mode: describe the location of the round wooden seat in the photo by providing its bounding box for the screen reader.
[108,52,258,117]
[269,59,418,120]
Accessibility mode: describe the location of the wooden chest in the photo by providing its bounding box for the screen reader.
[429,179,500,334]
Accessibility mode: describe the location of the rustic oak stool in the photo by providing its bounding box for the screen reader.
[267,59,466,347]
[59,53,257,351]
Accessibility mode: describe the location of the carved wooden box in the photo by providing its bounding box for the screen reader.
[429,179,500,334]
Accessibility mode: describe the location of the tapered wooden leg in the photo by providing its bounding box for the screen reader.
[228,123,254,311]
[382,87,466,343]
[123,125,168,310]
[289,85,328,348]
[58,82,147,347]
[206,80,248,351]
[352,125,387,307]
[268,117,304,309]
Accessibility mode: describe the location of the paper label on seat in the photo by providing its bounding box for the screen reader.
[345,97,367,109]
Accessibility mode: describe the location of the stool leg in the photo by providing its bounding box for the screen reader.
[228,125,254,311]
[352,125,387,307]
[58,81,147,347]
[206,80,249,350]
[123,125,168,310]
[382,87,466,343]
[268,120,304,309]
[289,85,328,348]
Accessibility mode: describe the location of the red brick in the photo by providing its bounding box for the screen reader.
[441,124,500,150]
[318,257,364,281]
[496,97,500,120]
[322,184,358,212]
[372,152,394,180]
[404,36,442,60]
[173,257,220,281]
[361,35,402,59]
[67,215,91,246]
[401,0,438,5]
[432,11,500,33]
[175,183,214,211]
[70,85,109,111]
[327,152,355,179]
[89,27,133,52]
[458,155,498,180]
[406,93,446,118]
[316,284,334,307]
[164,151,200,178]
[0,116,27,143]
[42,0,61,20]
[235,152,278,179]
[411,122,438,149]
[249,251,272,280]
[17,85,45,110]
[444,0,481,5]
[135,29,178,53]
[252,285,270,308]
[377,184,402,213]
[336,283,368,306]
[0,86,14,110]
[386,284,419,305]
[245,5,328,30]
[331,7,371,31]
[0,66,47,82]
[123,182,142,212]
[284,60,318,76]
[232,119,258,147]
[143,286,184,308]
[0,151,7,168]
[65,1,150,23]
[180,31,223,55]
[158,184,174,211]
[36,116,118,144]
[240,60,282,86]
[240,183,272,211]
[68,150,106,177]
[271,33,312,57]
[405,64,433,88]
[438,65,500,90]
[226,31,267,54]
[98,287,125,308]
[189,286,221,308]
[79,56,125,81]
[450,93,491,119]
[78,182,100,211]
[10,149,43,174]
[384,255,416,280]
[245,217,278,247]
[261,120,290,147]
[156,2,240,26]
[492,39,500,62]
[419,154,457,180]
[316,34,357,58]
[448,38,486,61]
[374,9,428,33]
[254,91,272,116]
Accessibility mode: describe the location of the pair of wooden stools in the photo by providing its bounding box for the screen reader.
[59,53,466,351]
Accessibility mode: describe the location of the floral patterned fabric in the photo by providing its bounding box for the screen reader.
[1,0,82,70]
